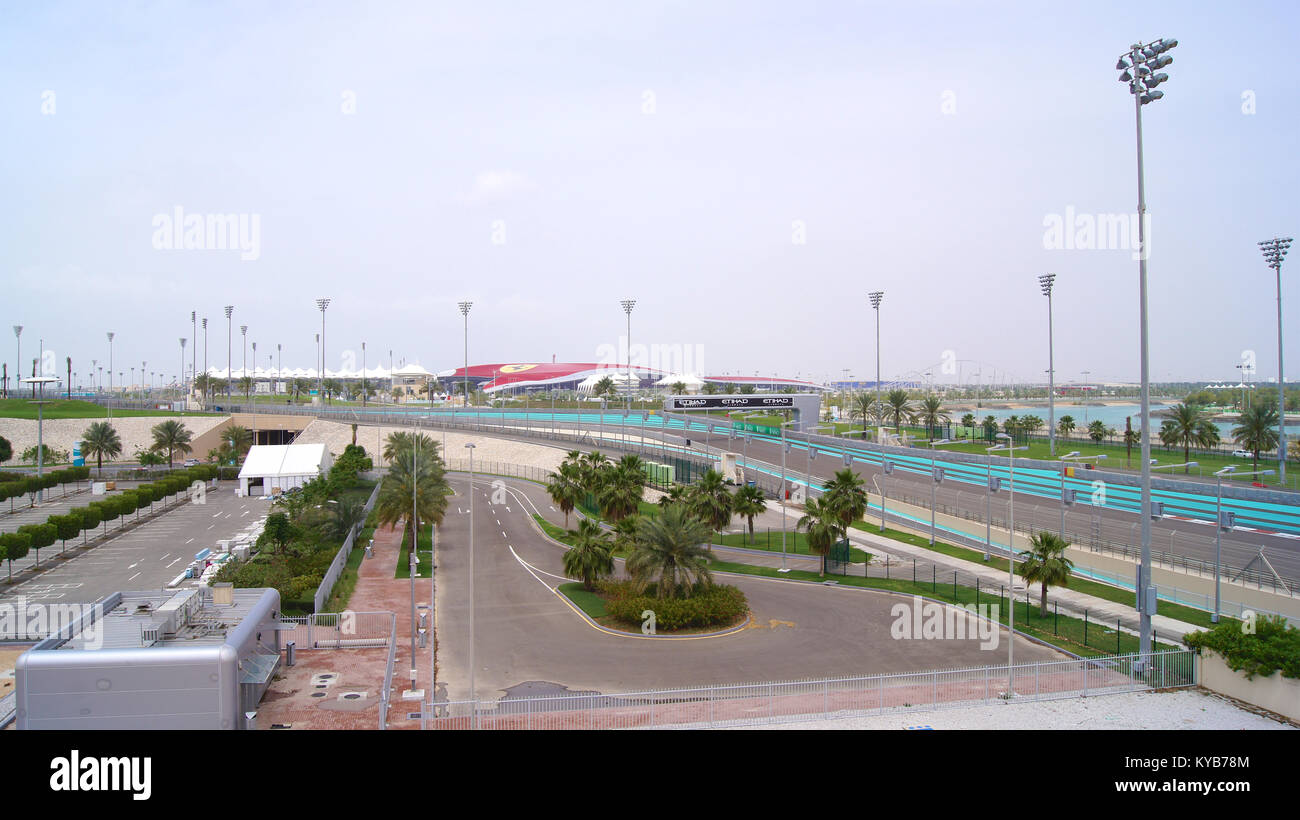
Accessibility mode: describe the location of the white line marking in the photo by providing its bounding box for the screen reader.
[128,572,140,581]
[185,538,194,544]
[166,557,182,567]
[159,554,170,561]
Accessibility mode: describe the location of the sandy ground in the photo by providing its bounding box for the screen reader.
[0,647,29,700]
[0,415,226,464]
[294,418,568,474]
[728,689,1295,730]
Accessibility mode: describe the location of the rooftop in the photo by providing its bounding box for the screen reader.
[49,588,273,651]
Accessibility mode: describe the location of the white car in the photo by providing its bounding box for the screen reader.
[1232,449,1252,459]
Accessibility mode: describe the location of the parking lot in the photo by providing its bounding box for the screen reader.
[0,482,271,606]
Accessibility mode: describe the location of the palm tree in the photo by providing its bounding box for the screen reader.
[740,384,755,395]
[723,382,738,394]
[1232,405,1280,472]
[219,425,253,462]
[821,468,868,541]
[149,419,193,467]
[657,484,689,509]
[561,518,615,591]
[1057,415,1076,439]
[1123,427,1140,467]
[981,415,998,441]
[1087,420,1107,443]
[578,450,610,493]
[1018,531,1075,616]
[671,381,687,395]
[239,375,253,400]
[960,413,976,438]
[1021,415,1044,437]
[592,375,615,399]
[851,394,878,438]
[546,464,583,527]
[81,421,122,475]
[884,389,914,432]
[626,505,714,598]
[731,484,766,545]
[687,469,733,546]
[918,395,949,440]
[701,382,718,395]
[597,465,643,522]
[373,443,450,542]
[1163,403,1220,471]
[797,496,840,576]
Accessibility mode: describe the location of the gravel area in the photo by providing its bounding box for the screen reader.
[294,419,569,474]
[728,689,1295,730]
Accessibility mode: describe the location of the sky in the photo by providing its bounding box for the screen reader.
[2,0,1297,390]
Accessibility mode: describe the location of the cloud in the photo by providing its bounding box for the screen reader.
[465,170,536,203]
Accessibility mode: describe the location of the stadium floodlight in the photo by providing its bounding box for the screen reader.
[316,299,330,400]
[458,302,473,416]
[1259,237,1293,485]
[1039,274,1057,457]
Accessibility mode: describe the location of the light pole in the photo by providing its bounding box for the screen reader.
[251,341,257,401]
[240,326,248,402]
[1116,35,1177,669]
[869,291,884,412]
[316,298,331,402]
[464,441,477,728]
[926,439,960,545]
[988,433,1027,694]
[276,343,281,398]
[179,338,187,402]
[224,306,234,400]
[621,298,636,423]
[1059,452,1106,539]
[1039,274,1057,457]
[202,318,208,404]
[1212,466,1272,623]
[1259,237,1292,485]
[410,437,420,682]
[779,422,794,572]
[362,341,367,407]
[458,302,473,417]
[190,311,196,398]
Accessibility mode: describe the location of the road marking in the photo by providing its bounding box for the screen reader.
[128,572,140,581]
[186,538,194,544]
[159,554,170,561]
[212,512,222,518]
[167,557,182,568]
[502,531,507,538]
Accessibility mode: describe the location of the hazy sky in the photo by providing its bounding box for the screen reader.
[2,0,1297,389]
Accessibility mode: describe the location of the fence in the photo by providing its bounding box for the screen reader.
[312,480,382,613]
[277,611,397,730]
[423,649,1196,729]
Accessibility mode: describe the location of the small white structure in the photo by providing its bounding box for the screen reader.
[237,443,333,496]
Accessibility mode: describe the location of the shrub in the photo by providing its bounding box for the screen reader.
[599,580,748,631]
[1185,615,1300,680]
[76,505,101,540]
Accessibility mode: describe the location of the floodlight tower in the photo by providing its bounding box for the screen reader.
[1115,35,1177,668]
[459,302,473,412]
[224,306,234,399]
[1039,273,1057,456]
[1259,237,1293,483]
[621,299,636,416]
[316,298,331,400]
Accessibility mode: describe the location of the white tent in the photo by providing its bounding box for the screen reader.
[237,443,333,496]
[653,373,705,389]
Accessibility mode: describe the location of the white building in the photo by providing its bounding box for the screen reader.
[237,443,332,496]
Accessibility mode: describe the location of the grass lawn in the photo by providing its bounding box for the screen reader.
[713,530,870,563]
[0,398,211,419]
[558,582,607,618]
[705,557,1181,658]
[322,544,367,612]
[847,521,1228,629]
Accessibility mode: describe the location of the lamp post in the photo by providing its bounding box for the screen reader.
[458,302,472,418]
[988,433,1027,694]
[779,422,795,572]
[1259,237,1292,485]
[202,318,208,404]
[316,298,331,402]
[1059,452,1106,539]
[224,306,234,400]
[276,343,281,398]
[240,326,247,402]
[190,311,196,398]
[1212,466,1272,622]
[11,326,20,401]
[926,439,960,545]
[1116,35,1177,669]
[251,341,257,401]
[1039,274,1057,457]
[179,338,187,402]
[362,341,367,407]
[868,291,884,414]
[464,441,477,728]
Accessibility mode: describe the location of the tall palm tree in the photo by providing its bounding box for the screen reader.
[1018,531,1075,616]
[918,395,949,440]
[960,413,976,437]
[546,463,583,527]
[687,469,733,546]
[592,375,615,399]
[81,421,122,475]
[561,518,615,591]
[1163,403,1220,471]
[884,389,914,432]
[657,484,689,509]
[1232,404,1280,472]
[671,381,687,395]
[796,496,840,576]
[851,394,878,438]
[1123,427,1140,467]
[701,382,718,395]
[981,415,998,441]
[219,425,253,461]
[1088,420,1107,443]
[578,450,610,493]
[149,419,193,467]
[239,375,254,400]
[597,465,643,522]
[731,484,766,545]
[821,468,868,541]
[626,505,714,598]
[373,444,450,542]
[1057,415,1076,439]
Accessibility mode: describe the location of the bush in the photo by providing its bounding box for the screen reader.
[1185,615,1300,680]
[0,531,33,570]
[76,505,101,537]
[600,580,748,631]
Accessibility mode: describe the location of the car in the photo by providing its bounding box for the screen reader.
[184,458,200,466]
[1232,449,1252,459]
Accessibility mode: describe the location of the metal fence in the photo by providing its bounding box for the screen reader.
[312,480,383,613]
[422,649,1196,729]
[278,610,397,730]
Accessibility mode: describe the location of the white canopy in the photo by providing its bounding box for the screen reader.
[653,373,705,387]
[237,443,332,496]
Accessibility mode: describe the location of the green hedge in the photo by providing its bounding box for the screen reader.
[600,580,748,631]
[1185,615,1300,680]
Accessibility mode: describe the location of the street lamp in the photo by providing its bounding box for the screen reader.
[179,338,187,402]
[190,311,196,398]
[1116,34,1178,670]
[621,299,635,421]
[11,326,20,400]
[316,298,331,402]
[1259,237,1293,485]
[224,306,234,400]
[240,326,248,402]
[202,318,208,404]
[464,441,477,728]
[926,439,960,545]
[868,291,884,413]
[988,432,1028,695]
[1039,273,1057,457]
[1212,466,1272,623]
[1059,452,1106,539]
[778,420,796,572]
[362,341,367,407]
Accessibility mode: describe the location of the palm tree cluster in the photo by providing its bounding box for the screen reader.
[1158,403,1220,469]
[796,469,868,576]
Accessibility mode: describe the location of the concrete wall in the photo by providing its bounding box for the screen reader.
[1197,650,1300,723]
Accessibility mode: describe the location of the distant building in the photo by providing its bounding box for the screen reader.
[14,586,281,730]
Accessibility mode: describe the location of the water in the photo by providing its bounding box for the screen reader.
[947,402,1166,430]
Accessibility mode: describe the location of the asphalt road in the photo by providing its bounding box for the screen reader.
[0,483,270,606]
[432,474,1065,706]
